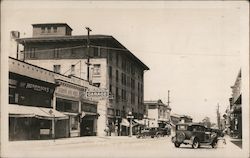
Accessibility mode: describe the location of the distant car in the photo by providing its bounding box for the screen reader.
[136,127,159,138]
[157,127,171,137]
[171,123,219,148]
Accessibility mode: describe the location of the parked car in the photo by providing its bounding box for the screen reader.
[136,127,159,138]
[171,123,219,148]
[158,127,171,137]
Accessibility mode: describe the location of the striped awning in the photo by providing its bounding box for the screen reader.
[9,104,68,120]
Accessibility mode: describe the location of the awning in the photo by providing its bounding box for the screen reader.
[120,118,130,127]
[9,104,68,120]
[134,119,145,125]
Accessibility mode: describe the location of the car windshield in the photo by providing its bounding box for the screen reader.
[177,125,188,130]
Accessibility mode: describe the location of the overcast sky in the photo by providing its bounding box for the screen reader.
[1,1,248,123]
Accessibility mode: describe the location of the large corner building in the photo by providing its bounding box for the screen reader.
[16,23,149,136]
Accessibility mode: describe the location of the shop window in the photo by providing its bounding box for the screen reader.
[71,116,79,130]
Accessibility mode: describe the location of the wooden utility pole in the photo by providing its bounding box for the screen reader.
[85,27,92,82]
[167,90,170,106]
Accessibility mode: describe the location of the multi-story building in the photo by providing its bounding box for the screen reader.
[9,57,101,140]
[143,99,171,128]
[228,69,242,138]
[16,23,149,136]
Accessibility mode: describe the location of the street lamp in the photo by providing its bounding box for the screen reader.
[127,111,134,137]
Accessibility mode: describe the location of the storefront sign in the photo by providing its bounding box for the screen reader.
[56,86,80,98]
[86,88,109,99]
[19,82,53,93]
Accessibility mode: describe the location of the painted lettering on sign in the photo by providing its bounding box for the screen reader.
[26,83,50,93]
[56,87,80,98]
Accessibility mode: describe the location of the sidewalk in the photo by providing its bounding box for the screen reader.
[8,136,138,148]
[224,135,242,149]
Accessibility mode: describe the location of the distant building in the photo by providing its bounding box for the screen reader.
[228,69,242,138]
[144,99,171,128]
[16,23,149,136]
[170,113,193,125]
[180,115,193,123]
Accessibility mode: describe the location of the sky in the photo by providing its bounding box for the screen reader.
[1,1,248,123]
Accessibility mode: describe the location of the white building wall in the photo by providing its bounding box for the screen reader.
[147,109,158,127]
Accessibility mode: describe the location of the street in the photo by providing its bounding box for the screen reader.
[4,136,243,158]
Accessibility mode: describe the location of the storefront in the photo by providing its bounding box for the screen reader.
[54,78,100,137]
[80,101,99,136]
[8,72,67,141]
[9,104,68,140]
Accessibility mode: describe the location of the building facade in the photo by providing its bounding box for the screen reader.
[16,23,149,136]
[228,69,242,139]
[9,57,102,140]
[144,100,171,128]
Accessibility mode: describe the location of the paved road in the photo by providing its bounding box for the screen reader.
[4,136,244,158]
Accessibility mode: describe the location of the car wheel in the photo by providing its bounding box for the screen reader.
[192,138,200,149]
[174,142,180,148]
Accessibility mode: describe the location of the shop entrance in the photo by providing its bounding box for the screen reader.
[80,119,95,136]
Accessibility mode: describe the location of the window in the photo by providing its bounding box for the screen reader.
[47,27,51,33]
[30,48,36,58]
[131,66,135,75]
[109,52,113,63]
[109,66,112,78]
[109,85,112,93]
[41,27,45,33]
[122,59,126,70]
[53,65,61,73]
[131,78,135,90]
[71,116,79,130]
[116,87,119,103]
[54,48,60,58]
[53,26,57,33]
[127,76,130,87]
[93,64,101,76]
[71,65,75,75]
[116,54,119,66]
[122,89,126,101]
[93,47,101,57]
[116,110,120,116]
[107,108,115,116]
[116,70,119,82]
[131,92,135,104]
[121,73,126,86]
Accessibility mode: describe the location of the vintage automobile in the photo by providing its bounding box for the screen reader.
[136,127,159,138]
[157,127,171,137]
[171,123,219,148]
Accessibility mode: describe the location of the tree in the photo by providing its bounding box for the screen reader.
[202,117,211,128]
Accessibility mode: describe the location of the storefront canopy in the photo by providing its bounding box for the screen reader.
[9,104,68,120]
[120,118,130,127]
[134,119,145,125]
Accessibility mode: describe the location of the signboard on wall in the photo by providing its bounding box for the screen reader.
[86,88,109,100]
